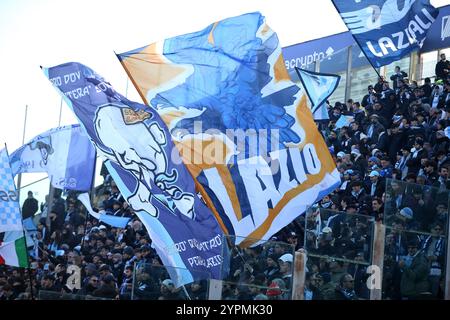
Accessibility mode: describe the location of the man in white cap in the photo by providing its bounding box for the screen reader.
[351,148,367,175]
[366,170,384,198]
[337,151,346,160]
[278,253,294,290]
[159,279,183,300]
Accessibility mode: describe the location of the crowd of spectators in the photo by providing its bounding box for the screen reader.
[1,55,450,300]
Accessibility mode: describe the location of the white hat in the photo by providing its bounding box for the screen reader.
[322,227,332,234]
[360,133,368,140]
[98,225,107,230]
[162,279,174,287]
[55,250,65,257]
[278,253,294,263]
[399,207,413,219]
[337,151,346,158]
[351,149,361,156]
[369,170,380,177]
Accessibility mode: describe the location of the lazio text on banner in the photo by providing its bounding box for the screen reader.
[42,62,225,286]
[9,124,96,191]
[294,67,341,121]
[332,0,439,67]
[117,12,341,247]
[0,147,23,233]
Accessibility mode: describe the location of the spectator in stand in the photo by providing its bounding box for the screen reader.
[435,53,450,80]
[421,78,433,98]
[334,273,358,300]
[278,254,293,290]
[374,76,385,94]
[406,137,427,175]
[79,275,100,296]
[399,238,430,300]
[22,191,39,220]
[421,222,446,298]
[362,85,377,109]
[93,274,118,299]
[390,66,408,92]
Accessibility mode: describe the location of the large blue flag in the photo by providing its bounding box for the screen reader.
[42,63,225,286]
[0,147,23,234]
[332,0,439,67]
[294,67,340,120]
[118,12,341,247]
[10,124,96,191]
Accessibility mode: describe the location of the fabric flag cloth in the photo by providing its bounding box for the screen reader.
[445,126,450,139]
[331,0,439,67]
[77,193,131,229]
[0,148,23,233]
[335,115,355,129]
[117,12,341,247]
[43,63,225,287]
[9,124,96,191]
[0,237,28,267]
[4,217,38,248]
[294,67,340,120]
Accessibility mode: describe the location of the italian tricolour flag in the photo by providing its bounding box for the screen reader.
[0,237,28,268]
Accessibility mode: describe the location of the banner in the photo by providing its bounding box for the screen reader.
[294,67,340,120]
[0,147,23,233]
[421,4,450,53]
[283,32,354,72]
[43,63,225,286]
[332,0,439,67]
[9,124,96,191]
[117,12,341,247]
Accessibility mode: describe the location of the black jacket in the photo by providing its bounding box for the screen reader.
[406,149,427,174]
[390,71,408,91]
[22,197,38,219]
[435,60,450,80]
[388,131,406,162]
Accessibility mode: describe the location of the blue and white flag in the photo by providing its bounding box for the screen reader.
[445,126,450,140]
[0,148,23,233]
[43,62,225,286]
[335,115,354,129]
[332,0,439,67]
[77,193,131,229]
[9,125,96,191]
[294,67,340,120]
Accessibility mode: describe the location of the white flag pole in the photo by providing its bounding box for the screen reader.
[16,105,28,191]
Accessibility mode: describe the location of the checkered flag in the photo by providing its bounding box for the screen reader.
[0,147,23,233]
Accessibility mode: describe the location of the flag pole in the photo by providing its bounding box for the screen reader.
[58,97,63,127]
[81,150,97,253]
[16,105,28,192]
[330,1,382,80]
[304,208,308,251]
[4,143,35,300]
